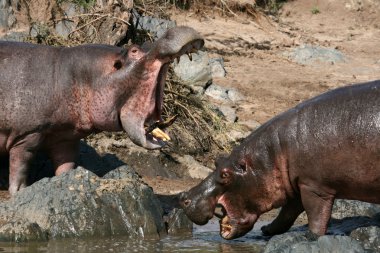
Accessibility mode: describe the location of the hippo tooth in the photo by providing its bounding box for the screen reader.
[187,52,192,61]
[176,56,180,64]
[151,128,170,141]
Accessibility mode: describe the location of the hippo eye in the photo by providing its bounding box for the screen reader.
[113,60,122,70]
[221,171,229,178]
[219,168,233,184]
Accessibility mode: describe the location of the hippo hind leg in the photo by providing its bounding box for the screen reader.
[48,140,79,175]
[299,183,335,237]
[261,197,304,236]
[8,133,42,195]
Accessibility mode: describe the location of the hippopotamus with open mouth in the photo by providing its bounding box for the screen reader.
[180,80,380,239]
[0,26,204,195]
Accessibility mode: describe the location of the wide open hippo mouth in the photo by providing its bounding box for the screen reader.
[215,196,258,240]
[123,29,204,150]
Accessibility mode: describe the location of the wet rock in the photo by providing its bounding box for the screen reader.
[286,44,345,65]
[173,50,212,92]
[0,166,166,241]
[265,232,365,253]
[209,58,227,78]
[332,200,380,219]
[165,208,193,235]
[264,232,308,253]
[350,226,380,250]
[0,219,47,242]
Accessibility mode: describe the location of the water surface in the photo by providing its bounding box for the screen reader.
[0,219,272,253]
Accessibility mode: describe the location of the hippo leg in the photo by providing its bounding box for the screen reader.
[8,133,42,195]
[299,184,335,237]
[261,197,304,235]
[48,140,79,175]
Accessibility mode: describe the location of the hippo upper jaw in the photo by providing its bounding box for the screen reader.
[120,27,204,149]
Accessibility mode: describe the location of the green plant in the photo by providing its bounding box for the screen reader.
[311,6,320,14]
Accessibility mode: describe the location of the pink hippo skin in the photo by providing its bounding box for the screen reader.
[0,26,204,195]
[180,80,380,239]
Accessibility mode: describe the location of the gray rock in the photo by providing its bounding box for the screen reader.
[132,10,176,40]
[0,31,28,41]
[0,166,166,241]
[0,219,47,242]
[173,50,212,91]
[205,84,230,101]
[264,232,308,253]
[55,20,75,38]
[265,233,365,253]
[209,58,226,78]
[350,226,380,250]
[286,45,345,65]
[0,0,16,29]
[205,84,244,103]
[218,105,237,122]
[239,119,261,131]
[332,199,380,219]
[171,154,212,180]
[291,236,365,253]
[227,88,245,102]
[165,208,193,235]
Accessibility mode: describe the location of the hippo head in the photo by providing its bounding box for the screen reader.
[90,26,204,149]
[180,143,284,239]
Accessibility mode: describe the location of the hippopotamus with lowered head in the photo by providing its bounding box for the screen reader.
[180,80,380,239]
[0,26,204,195]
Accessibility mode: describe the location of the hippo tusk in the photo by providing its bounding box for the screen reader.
[145,115,178,141]
[187,52,192,61]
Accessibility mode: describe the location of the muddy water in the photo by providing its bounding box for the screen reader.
[0,219,272,253]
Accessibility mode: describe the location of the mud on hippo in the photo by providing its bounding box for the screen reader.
[180,80,380,239]
[0,26,204,195]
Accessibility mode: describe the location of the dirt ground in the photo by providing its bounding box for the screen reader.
[144,0,380,195]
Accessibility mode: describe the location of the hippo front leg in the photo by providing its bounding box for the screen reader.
[48,140,79,175]
[299,184,335,237]
[8,133,42,195]
[261,197,304,236]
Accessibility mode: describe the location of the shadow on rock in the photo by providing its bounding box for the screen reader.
[0,141,126,189]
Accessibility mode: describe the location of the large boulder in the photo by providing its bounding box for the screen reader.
[0,166,166,242]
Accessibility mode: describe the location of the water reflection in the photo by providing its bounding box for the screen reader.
[0,219,270,253]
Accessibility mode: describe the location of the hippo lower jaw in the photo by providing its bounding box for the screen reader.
[216,197,257,240]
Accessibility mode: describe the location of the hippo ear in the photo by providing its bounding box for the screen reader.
[215,154,229,168]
